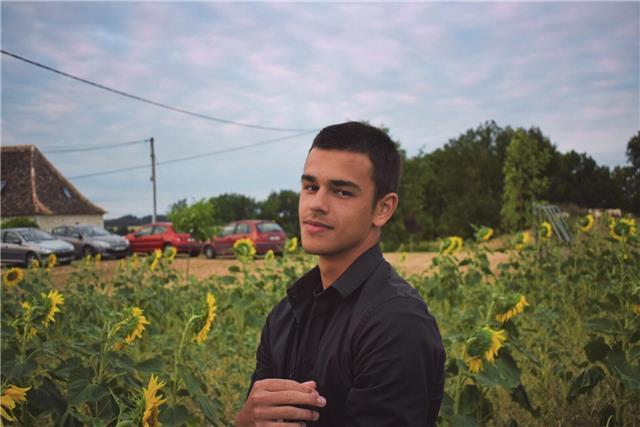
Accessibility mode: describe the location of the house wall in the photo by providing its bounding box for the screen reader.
[33,215,104,231]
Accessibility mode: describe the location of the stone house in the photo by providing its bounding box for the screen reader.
[1,145,105,230]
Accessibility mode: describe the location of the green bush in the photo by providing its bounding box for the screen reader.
[0,216,38,229]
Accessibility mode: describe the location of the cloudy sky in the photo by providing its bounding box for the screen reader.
[2,1,638,219]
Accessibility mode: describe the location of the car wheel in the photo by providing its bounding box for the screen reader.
[25,252,38,268]
[83,246,96,258]
[204,246,216,259]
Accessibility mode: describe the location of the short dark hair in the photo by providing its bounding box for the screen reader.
[311,121,402,203]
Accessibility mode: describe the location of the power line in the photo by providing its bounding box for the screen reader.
[67,130,314,180]
[43,138,148,154]
[1,49,318,133]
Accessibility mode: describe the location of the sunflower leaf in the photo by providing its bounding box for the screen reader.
[584,337,611,363]
[567,366,605,402]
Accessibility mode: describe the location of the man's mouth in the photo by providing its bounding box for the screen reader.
[302,220,333,233]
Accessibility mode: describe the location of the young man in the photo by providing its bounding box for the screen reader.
[236,122,445,426]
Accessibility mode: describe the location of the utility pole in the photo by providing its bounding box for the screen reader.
[149,137,157,223]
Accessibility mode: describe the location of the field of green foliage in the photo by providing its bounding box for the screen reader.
[1,215,639,426]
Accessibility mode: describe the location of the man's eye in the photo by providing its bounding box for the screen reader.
[303,184,318,192]
[336,190,353,197]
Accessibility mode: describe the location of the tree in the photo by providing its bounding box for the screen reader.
[259,190,300,237]
[545,151,618,209]
[167,198,216,241]
[501,128,553,231]
[627,131,640,169]
[209,193,258,224]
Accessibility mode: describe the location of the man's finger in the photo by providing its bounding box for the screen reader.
[257,378,317,393]
[263,390,326,408]
[300,380,316,389]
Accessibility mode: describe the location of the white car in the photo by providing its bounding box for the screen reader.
[1,227,75,267]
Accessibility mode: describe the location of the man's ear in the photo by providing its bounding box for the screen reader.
[373,192,399,228]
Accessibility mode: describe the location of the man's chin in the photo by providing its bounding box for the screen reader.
[300,241,332,256]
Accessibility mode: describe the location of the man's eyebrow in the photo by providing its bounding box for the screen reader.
[301,174,316,182]
[329,179,361,191]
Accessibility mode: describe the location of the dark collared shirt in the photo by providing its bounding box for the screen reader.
[249,244,445,426]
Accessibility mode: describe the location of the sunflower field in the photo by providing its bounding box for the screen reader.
[1,216,639,426]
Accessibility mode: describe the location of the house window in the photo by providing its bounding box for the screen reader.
[62,186,72,199]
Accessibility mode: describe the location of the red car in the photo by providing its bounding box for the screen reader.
[203,220,287,259]
[125,222,201,256]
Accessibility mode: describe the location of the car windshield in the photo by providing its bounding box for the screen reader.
[18,229,54,241]
[257,222,284,233]
[78,226,110,237]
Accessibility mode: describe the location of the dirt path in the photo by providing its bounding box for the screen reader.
[47,251,510,286]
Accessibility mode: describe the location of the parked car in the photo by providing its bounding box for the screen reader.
[51,224,130,259]
[1,227,75,266]
[202,220,287,259]
[125,222,200,256]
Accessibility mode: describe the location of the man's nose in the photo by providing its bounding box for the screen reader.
[308,188,329,213]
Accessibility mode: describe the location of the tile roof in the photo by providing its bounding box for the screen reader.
[1,145,106,216]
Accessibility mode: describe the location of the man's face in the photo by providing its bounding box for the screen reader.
[299,148,379,258]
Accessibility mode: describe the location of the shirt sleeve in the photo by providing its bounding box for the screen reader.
[247,313,275,395]
[344,297,445,427]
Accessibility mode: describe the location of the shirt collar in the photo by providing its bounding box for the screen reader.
[330,243,383,299]
[287,243,383,308]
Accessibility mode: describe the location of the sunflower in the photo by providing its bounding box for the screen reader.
[285,237,298,253]
[29,258,40,270]
[113,307,150,350]
[495,295,529,324]
[142,374,167,427]
[631,304,640,315]
[538,222,553,240]
[484,328,507,363]
[514,231,531,251]
[1,384,31,423]
[2,267,24,288]
[264,249,276,263]
[193,292,217,344]
[579,214,595,233]
[440,236,463,255]
[130,254,140,268]
[610,217,637,242]
[165,246,177,262]
[464,331,489,373]
[466,356,483,374]
[150,249,162,271]
[464,327,507,373]
[42,290,64,327]
[125,307,150,345]
[233,238,256,259]
[45,253,57,270]
[95,253,102,264]
[474,226,494,242]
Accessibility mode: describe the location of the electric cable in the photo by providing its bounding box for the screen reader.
[43,138,148,154]
[67,130,314,180]
[2,49,318,133]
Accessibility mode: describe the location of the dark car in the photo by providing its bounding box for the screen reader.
[202,220,287,259]
[1,227,76,266]
[125,222,200,256]
[51,224,131,259]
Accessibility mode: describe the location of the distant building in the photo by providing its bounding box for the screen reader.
[1,145,105,230]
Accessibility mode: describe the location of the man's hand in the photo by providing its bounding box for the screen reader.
[235,379,327,426]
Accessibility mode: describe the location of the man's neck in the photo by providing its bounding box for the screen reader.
[317,234,379,289]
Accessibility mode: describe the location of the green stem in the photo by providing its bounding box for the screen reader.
[453,371,467,415]
[96,323,113,385]
[19,321,31,363]
[172,315,198,406]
